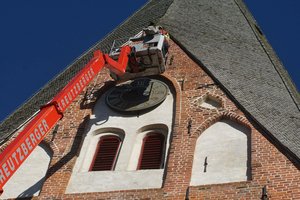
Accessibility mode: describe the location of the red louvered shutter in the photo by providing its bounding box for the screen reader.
[138,133,165,170]
[90,136,121,171]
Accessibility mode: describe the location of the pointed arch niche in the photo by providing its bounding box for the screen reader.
[190,119,250,186]
[1,143,52,199]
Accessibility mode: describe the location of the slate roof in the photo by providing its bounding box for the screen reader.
[1,0,299,162]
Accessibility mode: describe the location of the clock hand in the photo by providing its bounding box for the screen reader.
[143,82,153,96]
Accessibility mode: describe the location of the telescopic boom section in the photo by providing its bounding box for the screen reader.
[0,46,131,194]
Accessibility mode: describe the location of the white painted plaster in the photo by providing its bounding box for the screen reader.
[66,81,174,193]
[190,120,250,186]
[66,170,164,193]
[1,144,52,199]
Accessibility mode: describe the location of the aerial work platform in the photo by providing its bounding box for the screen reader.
[109,26,169,81]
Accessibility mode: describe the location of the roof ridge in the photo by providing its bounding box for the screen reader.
[234,0,300,111]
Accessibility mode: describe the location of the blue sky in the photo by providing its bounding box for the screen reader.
[0,0,299,122]
[244,0,300,92]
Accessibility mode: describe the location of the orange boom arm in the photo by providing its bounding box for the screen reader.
[0,46,131,194]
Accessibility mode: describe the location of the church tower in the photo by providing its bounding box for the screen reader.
[0,0,299,199]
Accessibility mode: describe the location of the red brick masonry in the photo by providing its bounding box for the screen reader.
[4,40,300,199]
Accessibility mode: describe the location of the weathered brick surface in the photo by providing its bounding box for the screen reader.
[4,40,300,199]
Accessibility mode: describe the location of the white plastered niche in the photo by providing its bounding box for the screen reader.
[1,144,52,199]
[66,81,174,193]
[190,119,250,186]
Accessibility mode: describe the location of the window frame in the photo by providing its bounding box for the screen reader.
[137,132,166,170]
[89,135,122,171]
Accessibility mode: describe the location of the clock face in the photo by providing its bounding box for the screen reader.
[106,78,168,112]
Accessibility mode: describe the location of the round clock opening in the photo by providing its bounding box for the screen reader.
[105,78,168,113]
[121,87,150,102]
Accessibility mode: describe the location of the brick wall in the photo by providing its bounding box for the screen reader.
[7,40,300,199]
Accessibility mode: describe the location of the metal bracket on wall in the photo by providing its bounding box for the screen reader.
[196,83,216,89]
[261,185,268,200]
[204,156,208,172]
[169,55,174,65]
[185,187,190,200]
[187,119,192,135]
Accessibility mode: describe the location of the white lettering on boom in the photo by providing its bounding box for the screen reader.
[0,119,50,186]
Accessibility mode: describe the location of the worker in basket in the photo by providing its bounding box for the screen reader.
[127,24,170,73]
[158,26,170,55]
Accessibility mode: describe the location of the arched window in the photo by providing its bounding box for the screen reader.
[90,135,121,171]
[137,133,165,170]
